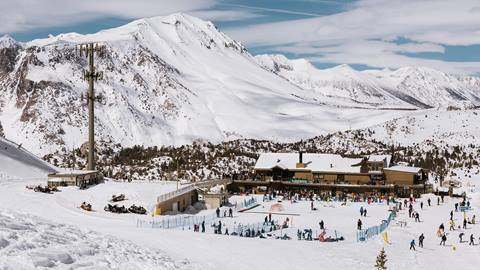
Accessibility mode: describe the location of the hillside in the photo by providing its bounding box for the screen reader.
[1,14,479,157]
[0,13,407,156]
[0,137,57,180]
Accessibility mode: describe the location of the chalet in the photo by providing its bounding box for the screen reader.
[253,152,426,187]
[47,170,103,188]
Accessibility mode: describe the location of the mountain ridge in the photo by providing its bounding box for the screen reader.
[0,13,479,156]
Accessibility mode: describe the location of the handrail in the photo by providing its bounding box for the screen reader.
[156,179,232,204]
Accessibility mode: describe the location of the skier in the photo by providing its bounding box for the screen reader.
[357,219,363,230]
[415,212,420,222]
[472,215,476,224]
[319,220,325,230]
[470,234,475,246]
[268,213,272,222]
[427,198,431,206]
[363,208,367,217]
[440,234,447,246]
[455,203,459,212]
[360,206,364,216]
[216,208,220,218]
[437,197,440,205]
[459,232,465,243]
[419,233,425,248]
[463,218,468,230]
[229,208,233,218]
[410,239,416,251]
[201,221,205,233]
[449,219,456,231]
[441,195,444,203]
[450,210,454,220]
[420,202,423,210]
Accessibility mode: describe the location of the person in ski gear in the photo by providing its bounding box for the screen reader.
[449,219,455,231]
[319,220,325,230]
[360,206,364,216]
[229,208,233,217]
[419,233,424,248]
[427,198,431,206]
[463,218,468,229]
[357,219,362,230]
[410,239,416,250]
[420,202,423,210]
[216,208,220,218]
[440,234,447,246]
[470,234,475,246]
[415,212,420,222]
[459,232,465,242]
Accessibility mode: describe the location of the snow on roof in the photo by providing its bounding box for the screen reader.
[50,170,98,176]
[383,165,422,173]
[368,154,391,165]
[254,153,363,173]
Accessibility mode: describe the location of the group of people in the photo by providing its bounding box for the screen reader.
[216,207,234,218]
[410,194,478,251]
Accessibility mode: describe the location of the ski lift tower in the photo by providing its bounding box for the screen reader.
[77,43,105,170]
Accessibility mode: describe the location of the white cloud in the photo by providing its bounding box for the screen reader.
[189,10,264,22]
[0,0,218,33]
[225,0,480,75]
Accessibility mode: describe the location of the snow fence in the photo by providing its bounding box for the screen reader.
[356,206,398,242]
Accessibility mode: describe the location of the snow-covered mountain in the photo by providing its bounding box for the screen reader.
[256,54,480,109]
[0,13,479,156]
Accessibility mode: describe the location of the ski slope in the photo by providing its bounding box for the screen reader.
[0,173,479,270]
[0,137,58,180]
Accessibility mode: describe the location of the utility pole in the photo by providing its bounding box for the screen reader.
[77,43,105,171]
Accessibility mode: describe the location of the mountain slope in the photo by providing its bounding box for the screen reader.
[255,54,480,109]
[0,137,58,180]
[0,13,409,155]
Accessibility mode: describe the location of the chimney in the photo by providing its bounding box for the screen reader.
[296,151,305,168]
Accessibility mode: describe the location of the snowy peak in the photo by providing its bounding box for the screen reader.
[255,54,480,109]
[0,34,20,49]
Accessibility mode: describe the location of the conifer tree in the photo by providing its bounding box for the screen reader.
[374,248,387,270]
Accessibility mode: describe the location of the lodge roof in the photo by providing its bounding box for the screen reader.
[48,170,98,177]
[254,153,364,173]
[383,165,423,174]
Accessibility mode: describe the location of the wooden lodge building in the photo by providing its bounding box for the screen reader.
[241,152,429,197]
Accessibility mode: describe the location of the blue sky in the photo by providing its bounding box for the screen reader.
[2,0,480,75]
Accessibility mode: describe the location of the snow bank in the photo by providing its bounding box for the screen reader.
[0,210,206,270]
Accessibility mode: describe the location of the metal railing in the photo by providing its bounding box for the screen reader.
[156,179,232,204]
[357,206,398,242]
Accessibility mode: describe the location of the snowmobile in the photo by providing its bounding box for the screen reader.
[80,202,93,211]
[128,204,147,215]
[104,204,128,214]
[110,194,126,202]
[34,185,52,193]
